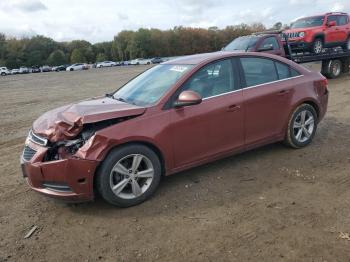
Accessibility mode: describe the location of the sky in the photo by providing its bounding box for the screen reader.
[0,0,349,43]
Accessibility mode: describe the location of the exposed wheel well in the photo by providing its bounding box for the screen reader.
[101,141,166,176]
[303,101,320,119]
[313,34,324,42]
[93,141,166,198]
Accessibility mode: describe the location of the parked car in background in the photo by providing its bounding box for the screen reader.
[21,52,328,207]
[0,67,10,76]
[11,69,20,75]
[19,67,30,74]
[31,66,41,73]
[120,61,129,66]
[66,63,88,71]
[283,12,350,54]
[52,65,69,72]
[96,61,117,68]
[151,57,164,64]
[41,65,52,72]
[130,58,152,65]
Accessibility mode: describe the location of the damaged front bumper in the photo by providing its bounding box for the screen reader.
[21,136,99,202]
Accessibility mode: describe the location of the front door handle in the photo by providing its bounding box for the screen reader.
[227,105,241,112]
[277,90,290,96]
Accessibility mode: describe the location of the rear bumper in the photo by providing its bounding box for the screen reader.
[319,90,329,122]
[21,142,99,202]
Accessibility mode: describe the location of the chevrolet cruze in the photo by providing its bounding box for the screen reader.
[21,52,329,207]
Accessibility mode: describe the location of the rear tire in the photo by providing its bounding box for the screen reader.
[322,59,342,79]
[284,104,318,149]
[311,38,323,54]
[96,144,162,207]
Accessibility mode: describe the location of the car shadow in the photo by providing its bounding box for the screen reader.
[65,116,350,219]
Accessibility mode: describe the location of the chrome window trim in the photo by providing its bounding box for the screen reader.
[243,75,304,91]
[202,75,304,101]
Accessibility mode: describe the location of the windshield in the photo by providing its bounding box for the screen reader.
[113,64,193,106]
[223,36,259,51]
[291,16,325,29]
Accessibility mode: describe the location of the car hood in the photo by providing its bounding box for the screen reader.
[284,26,323,33]
[32,97,146,142]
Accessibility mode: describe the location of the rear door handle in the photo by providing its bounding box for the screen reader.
[277,90,290,96]
[227,105,241,112]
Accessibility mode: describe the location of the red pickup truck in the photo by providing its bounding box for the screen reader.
[223,32,350,79]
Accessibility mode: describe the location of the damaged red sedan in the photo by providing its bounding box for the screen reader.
[21,52,329,207]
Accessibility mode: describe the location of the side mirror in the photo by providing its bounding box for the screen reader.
[328,21,336,27]
[174,90,202,108]
[258,44,274,52]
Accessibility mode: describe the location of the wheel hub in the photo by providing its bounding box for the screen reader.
[109,154,154,199]
[293,110,315,143]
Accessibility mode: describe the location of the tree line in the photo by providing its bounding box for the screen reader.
[0,23,266,69]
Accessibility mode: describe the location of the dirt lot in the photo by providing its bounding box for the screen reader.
[0,66,350,262]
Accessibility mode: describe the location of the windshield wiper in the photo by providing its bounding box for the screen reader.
[107,94,136,105]
[115,97,126,102]
[105,93,126,103]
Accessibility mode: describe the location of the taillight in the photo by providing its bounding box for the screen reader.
[314,78,328,95]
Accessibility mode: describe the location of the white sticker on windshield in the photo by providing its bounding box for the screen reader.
[170,66,189,73]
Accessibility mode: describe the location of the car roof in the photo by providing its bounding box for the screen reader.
[163,51,281,65]
[163,51,309,73]
[163,52,227,65]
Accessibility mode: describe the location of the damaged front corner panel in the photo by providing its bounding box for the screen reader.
[32,97,146,142]
[75,134,111,161]
[33,104,84,143]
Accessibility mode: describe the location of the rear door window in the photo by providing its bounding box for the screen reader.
[240,57,278,87]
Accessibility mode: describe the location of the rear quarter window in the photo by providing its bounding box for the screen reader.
[275,62,290,80]
[291,68,301,77]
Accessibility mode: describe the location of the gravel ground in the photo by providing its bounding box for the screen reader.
[0,66,350,262]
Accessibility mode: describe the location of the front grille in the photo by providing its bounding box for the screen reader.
[28,130,48,146]
[22,146,37,162]
[286,32,300,39]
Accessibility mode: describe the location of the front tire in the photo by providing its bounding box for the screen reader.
[311,38,323,54]
[96,144,162,207]
[1,72,5,76]
[284,104,318,149]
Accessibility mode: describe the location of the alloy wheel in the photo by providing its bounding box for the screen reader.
[109,154,154,200]
[313,40,323,54]
[332,61,341,76]
[293,110,315,143]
